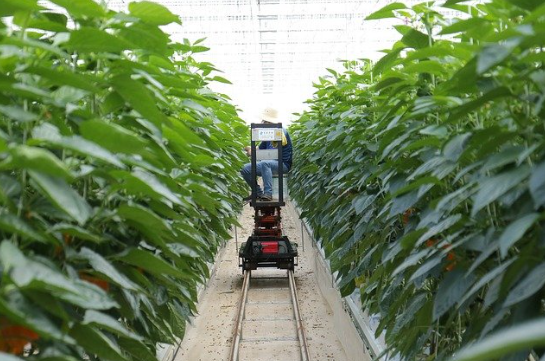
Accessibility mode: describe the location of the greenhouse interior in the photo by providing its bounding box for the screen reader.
[0,0,544,361]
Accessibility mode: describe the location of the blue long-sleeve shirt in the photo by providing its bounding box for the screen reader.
[259,128,293,171]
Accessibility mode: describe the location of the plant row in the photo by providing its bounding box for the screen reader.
[0,1,246,360]
[290,0,545,360]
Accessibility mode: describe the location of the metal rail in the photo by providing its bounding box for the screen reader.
[228,270,311,361]
[288,270,311,361]
[229,270,251,361]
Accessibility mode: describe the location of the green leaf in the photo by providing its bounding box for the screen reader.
[443,133,471,162]
[76,248,140,291]
[365,2,407,20]
[471,166,531,216]
[451,318,545,361]
[419,124,448,138]
[374,77,406,92]
[116,204,172,249]
[405,45,458,62]
[529,161,545,208]
[392,176,441,197]
[503,262,545,308]
[66,28,133,53]
[340,278,356,297]
[0,214,47,243]
[448,87,512,122]
[481,146,525,173]
[393,249,430,276]
[99,92,124,117]
[129,1,181,25]
[110,74,168,127]
[80,120,149,155]
[118,338,158,361]
[437,58,478,95]
[443,0,472,5]
[130,168,182,205]
[25,12,68,32]
[48,0,105,18]
[116,248,191,280]
[158,74,201,90]
[181,99,211,115]
[210,76,232,84]
[49,224,102,243]
[433,269,475,321]
[417,214,462,247]
[32,123,125,168]
[498,213,539,258]
[51,86,88,106]
[0,104,39,122]
[111,170,178,206]
[373,48,403,75]
[164,118,206,147]
[524,2,545,22]
[390,191,419,217]
[401,29,430,49]
[0,289,74,343]
[408,256,442,281]
[149,55,176,71]
[458,259,515,307]
[25,66,100,92]
[10,259,117,309]
[0,0,42,17]
[118,22,169,55]
[0,240,27,271]
[0,174,20,203]
[69,324,125,361]
[3,36,69,59]
[504,0,543,11]
[55,136,124,167]
[404,60,447,75]
[29,171,91,225]
[439,18,489,35]
[436,184,475,214]
[0,145,73,180]
[190,45,211,53]
[352,194,377,215]
[400,229,427,249]
[82,310,142,340]
[477,38,522,74]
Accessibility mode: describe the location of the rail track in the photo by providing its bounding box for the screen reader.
[229,270,311,361]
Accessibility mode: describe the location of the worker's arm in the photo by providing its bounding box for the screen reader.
[245,141,267,156]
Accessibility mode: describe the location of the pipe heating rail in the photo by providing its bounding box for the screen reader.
[229,270,251,361]
[229,270,310,361]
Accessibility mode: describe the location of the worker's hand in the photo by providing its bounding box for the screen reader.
[244,146,251,156]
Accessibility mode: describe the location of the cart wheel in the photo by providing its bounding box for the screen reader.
[243,260,252,272]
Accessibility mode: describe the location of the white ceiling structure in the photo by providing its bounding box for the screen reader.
[101,1,469,123]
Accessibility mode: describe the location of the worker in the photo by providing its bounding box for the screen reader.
[241,107,293,201]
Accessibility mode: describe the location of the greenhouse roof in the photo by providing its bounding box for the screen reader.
[102,0,478,122]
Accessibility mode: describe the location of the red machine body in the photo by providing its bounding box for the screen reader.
[260,241,279,254]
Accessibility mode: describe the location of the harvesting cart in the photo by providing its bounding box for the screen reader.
[238,123,298,271]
